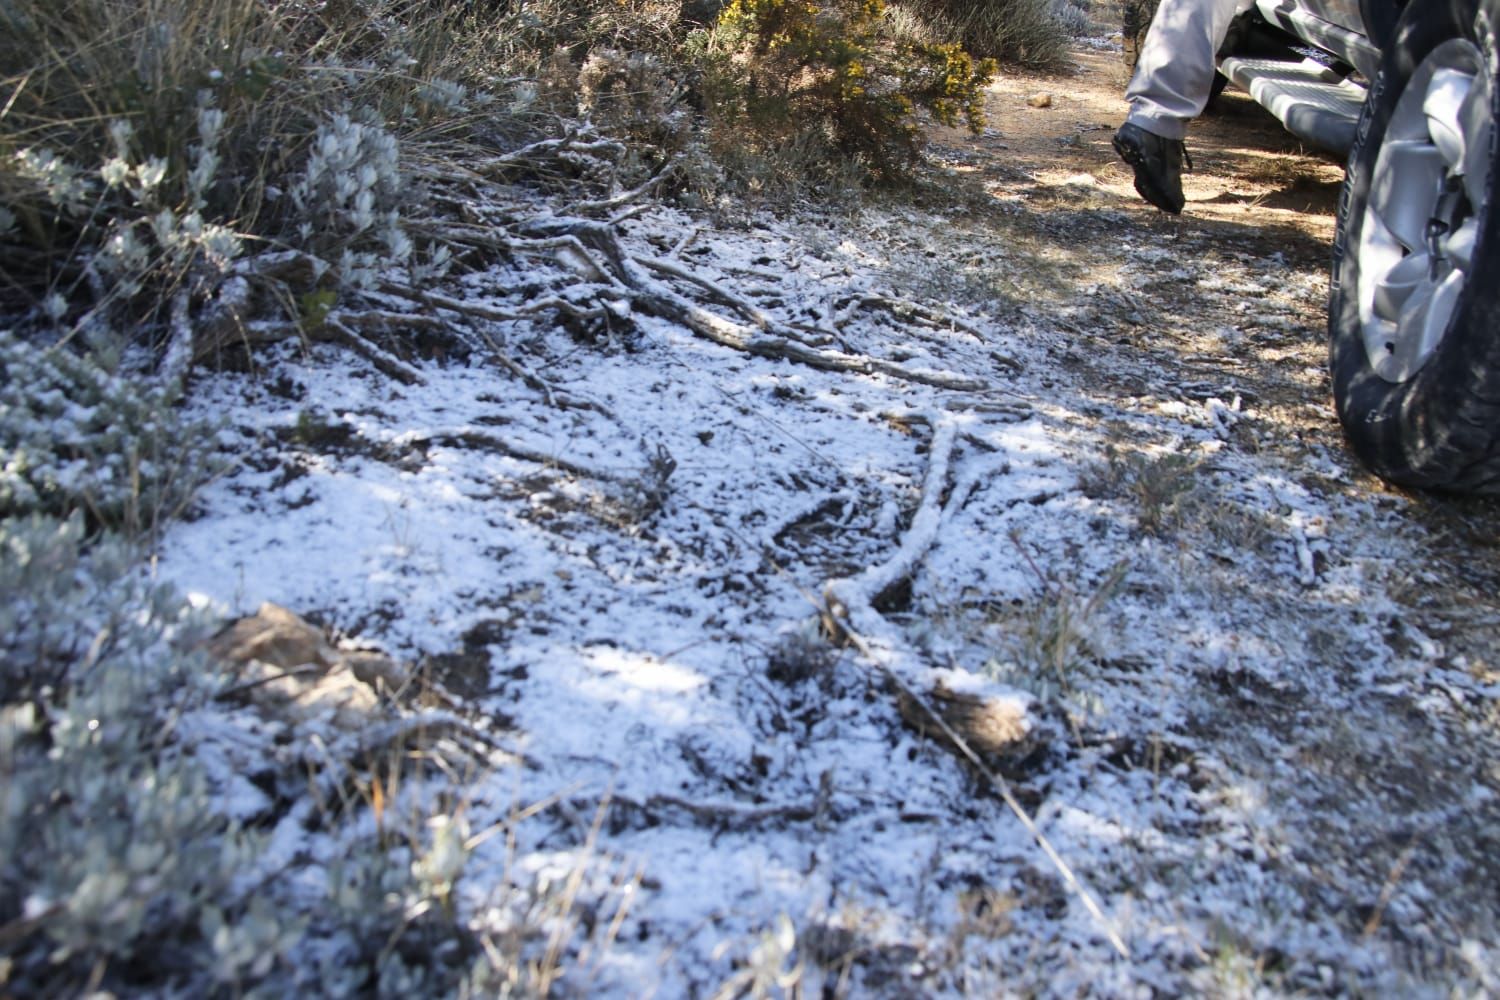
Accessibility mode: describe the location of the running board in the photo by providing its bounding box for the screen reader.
[1218,55,1366,157]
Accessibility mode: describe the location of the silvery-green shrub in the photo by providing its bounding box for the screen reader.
[288,113,412,289]
[0,514,234,992]
[0,330,219,532]
[0,513,488,995]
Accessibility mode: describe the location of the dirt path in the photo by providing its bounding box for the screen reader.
[898,40,1500,990]
[924,41,1500,607]
[980,49,1345,229]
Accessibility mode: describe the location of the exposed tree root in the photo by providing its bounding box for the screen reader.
[161,287,194,384]
[832,291,987,343]
[323,315,428,386]
[510,217,991,391]
[633,255,776,332]
[470,130,628,177]
[574,154,683,218]
[184,140,992,398]
[825,416,959,614]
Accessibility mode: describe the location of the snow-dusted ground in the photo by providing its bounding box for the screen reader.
[159,208,1499,994]
[158,70,1500,996]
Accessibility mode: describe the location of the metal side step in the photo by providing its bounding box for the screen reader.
[1218,55,1367,157]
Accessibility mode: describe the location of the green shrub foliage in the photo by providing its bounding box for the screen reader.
[0,515,236,991]
[0,507,615,994]
[691,0,997,184]
[0,0,501,331]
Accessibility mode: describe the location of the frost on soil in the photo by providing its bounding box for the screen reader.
[151,180,1500,995]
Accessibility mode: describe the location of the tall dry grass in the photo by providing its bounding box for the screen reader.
[0,0,539,329]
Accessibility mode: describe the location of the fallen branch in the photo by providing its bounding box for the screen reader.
[0,902,65,951]
[406,285,611,324]
[324,314,425,385]
[576,154,682,216]
[832,613,1129,960]
[820,416,1131,962]
[834,291,987,341]
[471,131,627,176]
[519,218,990,392]
[825,416,958,612]
[879,407,1030,459]
[589,790,831,830]
[377,286,621,418]
[761,489,857,554]
[157,287,192,381]
[398,426,637,484]
[224,311,426,385]
[628,264,989,391]
[649,793,819,825]
[333,307,449,333]
[633,255,773,331]
[221,208,988,395]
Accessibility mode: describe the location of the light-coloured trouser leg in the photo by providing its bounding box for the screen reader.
[1125,0,1256,140]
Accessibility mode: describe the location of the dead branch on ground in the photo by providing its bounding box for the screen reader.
[180,130,995,404]
[398,427,639,485]
[818,415,1131,961]
[508,217,991,391]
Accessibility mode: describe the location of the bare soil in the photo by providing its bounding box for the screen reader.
[923,42,1500,604]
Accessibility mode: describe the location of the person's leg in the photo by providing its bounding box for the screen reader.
[1115,0,1253,212]
[1126,0,1255,139]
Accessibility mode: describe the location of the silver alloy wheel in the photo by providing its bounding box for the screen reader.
[1357,39,1494,383]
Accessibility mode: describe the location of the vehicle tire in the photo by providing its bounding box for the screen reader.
[1328,0,1500,491]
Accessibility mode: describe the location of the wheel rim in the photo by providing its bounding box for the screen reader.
[1357,39,1494,383]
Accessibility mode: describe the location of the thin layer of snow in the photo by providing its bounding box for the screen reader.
[159,202,1500,995]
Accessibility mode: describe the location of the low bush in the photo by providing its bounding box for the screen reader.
[1,0,1014,338]
[0,330,219,535]
[0,0,522,345]
[0,513,486,995]
[0,514,234,992]
[689,0,997,190]
[905,0,1075,69]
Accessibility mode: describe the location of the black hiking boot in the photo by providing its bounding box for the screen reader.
[1113,122,1189,215]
